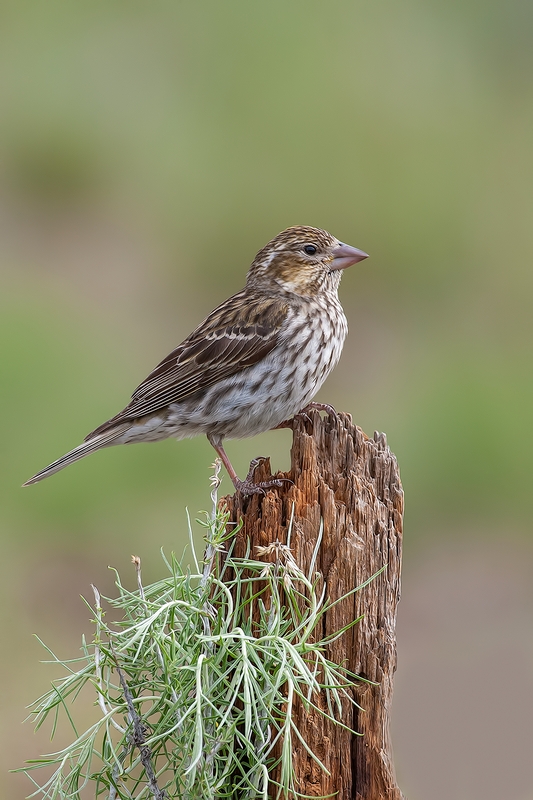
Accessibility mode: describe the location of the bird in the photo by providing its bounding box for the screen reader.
[24,226,368,494]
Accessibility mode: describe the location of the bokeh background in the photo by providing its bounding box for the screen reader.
[1,1,533,797]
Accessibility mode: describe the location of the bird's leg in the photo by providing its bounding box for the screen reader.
[271,419,295,430]
[271,414,312,430]
[207,435,290,496]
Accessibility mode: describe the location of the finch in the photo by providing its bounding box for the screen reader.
[24,226,368,494]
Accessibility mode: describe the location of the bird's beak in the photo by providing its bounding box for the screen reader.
[330,242,369,271]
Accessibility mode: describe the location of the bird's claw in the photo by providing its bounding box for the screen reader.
[234,477,291,496]
[233,458,293,496]
[246,457,266,476]
[300,402,339,419]
[273,404,338,432]
[294,411,313,427]
[233,480,267,496]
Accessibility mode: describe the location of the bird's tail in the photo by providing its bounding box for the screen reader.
[23,425,130,486]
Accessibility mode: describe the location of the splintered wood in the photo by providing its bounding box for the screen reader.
[223,410,405,800]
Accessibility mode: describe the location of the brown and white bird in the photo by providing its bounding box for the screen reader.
[24,226,368,493]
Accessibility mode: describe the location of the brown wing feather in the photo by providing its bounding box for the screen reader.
[86,291,289,438]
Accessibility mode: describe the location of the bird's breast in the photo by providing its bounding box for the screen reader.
[166,294,347,441]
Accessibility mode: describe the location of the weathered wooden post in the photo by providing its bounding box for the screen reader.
[224,410,405,800]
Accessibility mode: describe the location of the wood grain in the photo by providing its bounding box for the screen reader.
[223,410,405,800]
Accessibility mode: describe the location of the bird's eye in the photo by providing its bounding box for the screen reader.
[304,244,317,255]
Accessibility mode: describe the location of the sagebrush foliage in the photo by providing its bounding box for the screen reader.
[21,466,373,799]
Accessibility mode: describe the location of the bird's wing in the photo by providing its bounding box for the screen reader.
[87,291,289,436]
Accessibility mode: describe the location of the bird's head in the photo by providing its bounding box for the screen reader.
[247,226,368,296]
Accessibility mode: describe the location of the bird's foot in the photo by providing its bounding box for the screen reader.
[233,458,293,496]
[274,403,338,432]
[272,418,294,430]
[272,411,313,431]
[299,401,339,419]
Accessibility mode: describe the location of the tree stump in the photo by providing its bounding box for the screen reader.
[223,410,405,800]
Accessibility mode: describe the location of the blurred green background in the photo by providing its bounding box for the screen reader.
[1,1,533,797]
